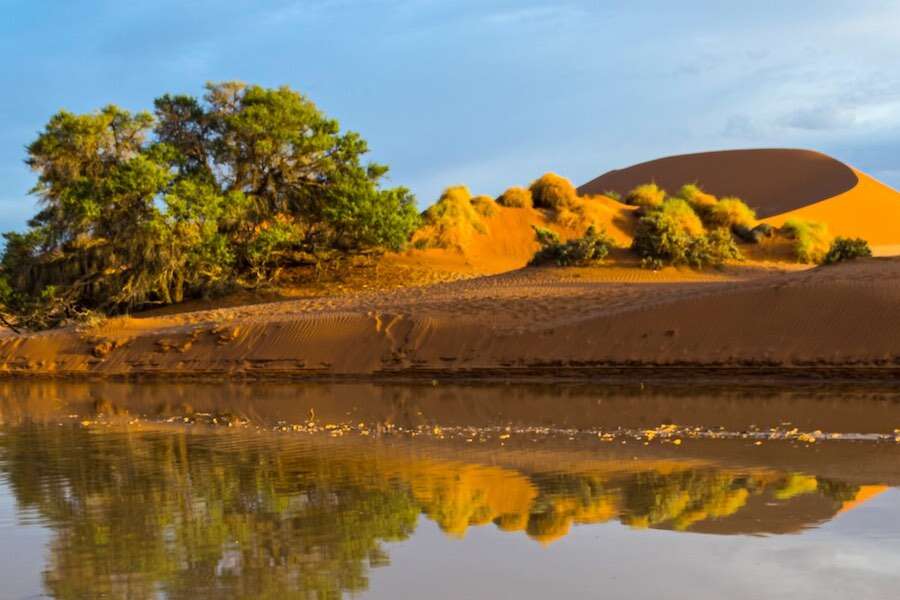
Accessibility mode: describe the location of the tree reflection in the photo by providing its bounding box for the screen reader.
[0,424,870,599]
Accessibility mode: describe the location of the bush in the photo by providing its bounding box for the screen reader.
[677,184,718,217]
[419,186,487,249]
[604,190,622,202]
[782,219,832,264]
[707,197,756,229]
[625,183,666,211]
[823,237,872,265]
[529,173,578,210]
[632,199,739,268]
[733,222,776,244]
[529,225,614,267]
[496,186,533,209]
[470,195,497,217]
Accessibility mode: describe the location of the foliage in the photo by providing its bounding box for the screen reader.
[470,194,497,217]
[529,225,614,267]
[676,183,718,217]
[822,237,872,265]
[632,199,740,268]
[707,196,756,229]
[733,222,775,244]
[496,186,533,209]
[1,82,419,327]
[782,219,832,264]
[418,186,488,249]
[529,173,578,210]
[625,183,666,211]
[603,190,622,202]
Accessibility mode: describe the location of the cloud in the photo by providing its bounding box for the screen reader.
[781,106,856,131]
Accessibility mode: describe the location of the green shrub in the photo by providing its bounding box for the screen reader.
[470,194,497,217]
[604,190,622,202]
[676,183,718,217]
[632,199,739,268]
[530,173,578,210]
[782,219,832,264]
[625,183,666,210]
[822,237,872,265]
[529,225,614,267]
[419,186,487,249]
[496,186,533,209]
[707,197,756,229]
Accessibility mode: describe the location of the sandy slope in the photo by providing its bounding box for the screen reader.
[1,258,899,379]
[2,148,898,380]
[578,148,900,249]
[578,148,860,217]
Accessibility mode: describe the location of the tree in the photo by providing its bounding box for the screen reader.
[1,82,419,326]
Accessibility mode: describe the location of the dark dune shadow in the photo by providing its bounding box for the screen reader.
[578,148,859,218]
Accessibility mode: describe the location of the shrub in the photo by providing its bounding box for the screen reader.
[823,237,872,265]
[470,195,497,217]
[604,190,622,202]
[632,199,739,268]
[782,219,832,264]
[529,225,614,267]
[707,197,756,229]
[529,173,578,210]
[625,183,666,211]
[733,222,775,244]
[496,186,533,209]
[419,186,487,249]
[677,183,718,217]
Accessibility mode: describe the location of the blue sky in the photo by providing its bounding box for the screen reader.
[2,0,900,233]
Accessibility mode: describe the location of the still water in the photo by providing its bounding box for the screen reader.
[0,382,898,599]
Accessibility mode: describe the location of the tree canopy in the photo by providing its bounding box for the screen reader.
[0,82,419,327]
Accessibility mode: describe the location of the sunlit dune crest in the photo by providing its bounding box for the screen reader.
[836,485,889,515]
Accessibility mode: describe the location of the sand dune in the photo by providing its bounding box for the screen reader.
[2,148,899,380]
[578,148,900,248]
[2,257,899,379]
[578,149,860,217]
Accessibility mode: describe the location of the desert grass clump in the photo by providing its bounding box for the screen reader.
[677,183,718,217]
[419,186,487,249]
[625,183,666,211]
[529,173,578,210]
[632,198,739,268]
[529,225,614,267]
[822,237,872,265]
[470,194,498,217]
[707,197,756,229]
[782,219,832,264]
[496,186,533,209]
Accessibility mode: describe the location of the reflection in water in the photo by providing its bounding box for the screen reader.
[0,382,897,599]
[0,422,889,599]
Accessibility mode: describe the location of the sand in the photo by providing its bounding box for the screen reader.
[2,148,899,380]
[578,149,860,218]
[1,257,899,379]
[579,148,900,248]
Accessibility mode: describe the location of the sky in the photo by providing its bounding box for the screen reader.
[3,0,900,233]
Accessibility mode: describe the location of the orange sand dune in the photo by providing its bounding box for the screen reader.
[389,198,635,277]
[763,168,900,249]
[578,148,900,249]
[2,257,900,379]
[577,149,860,217]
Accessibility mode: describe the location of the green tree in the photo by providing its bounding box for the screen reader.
[2,82,419,326]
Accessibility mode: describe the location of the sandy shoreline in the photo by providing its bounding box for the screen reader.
[2,257,900,382]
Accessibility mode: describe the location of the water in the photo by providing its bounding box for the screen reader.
[0,381,898,599]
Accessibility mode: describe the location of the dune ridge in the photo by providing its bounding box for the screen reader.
[577,149,861,218]
[2,258,900,380]
[579,148,900,250]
